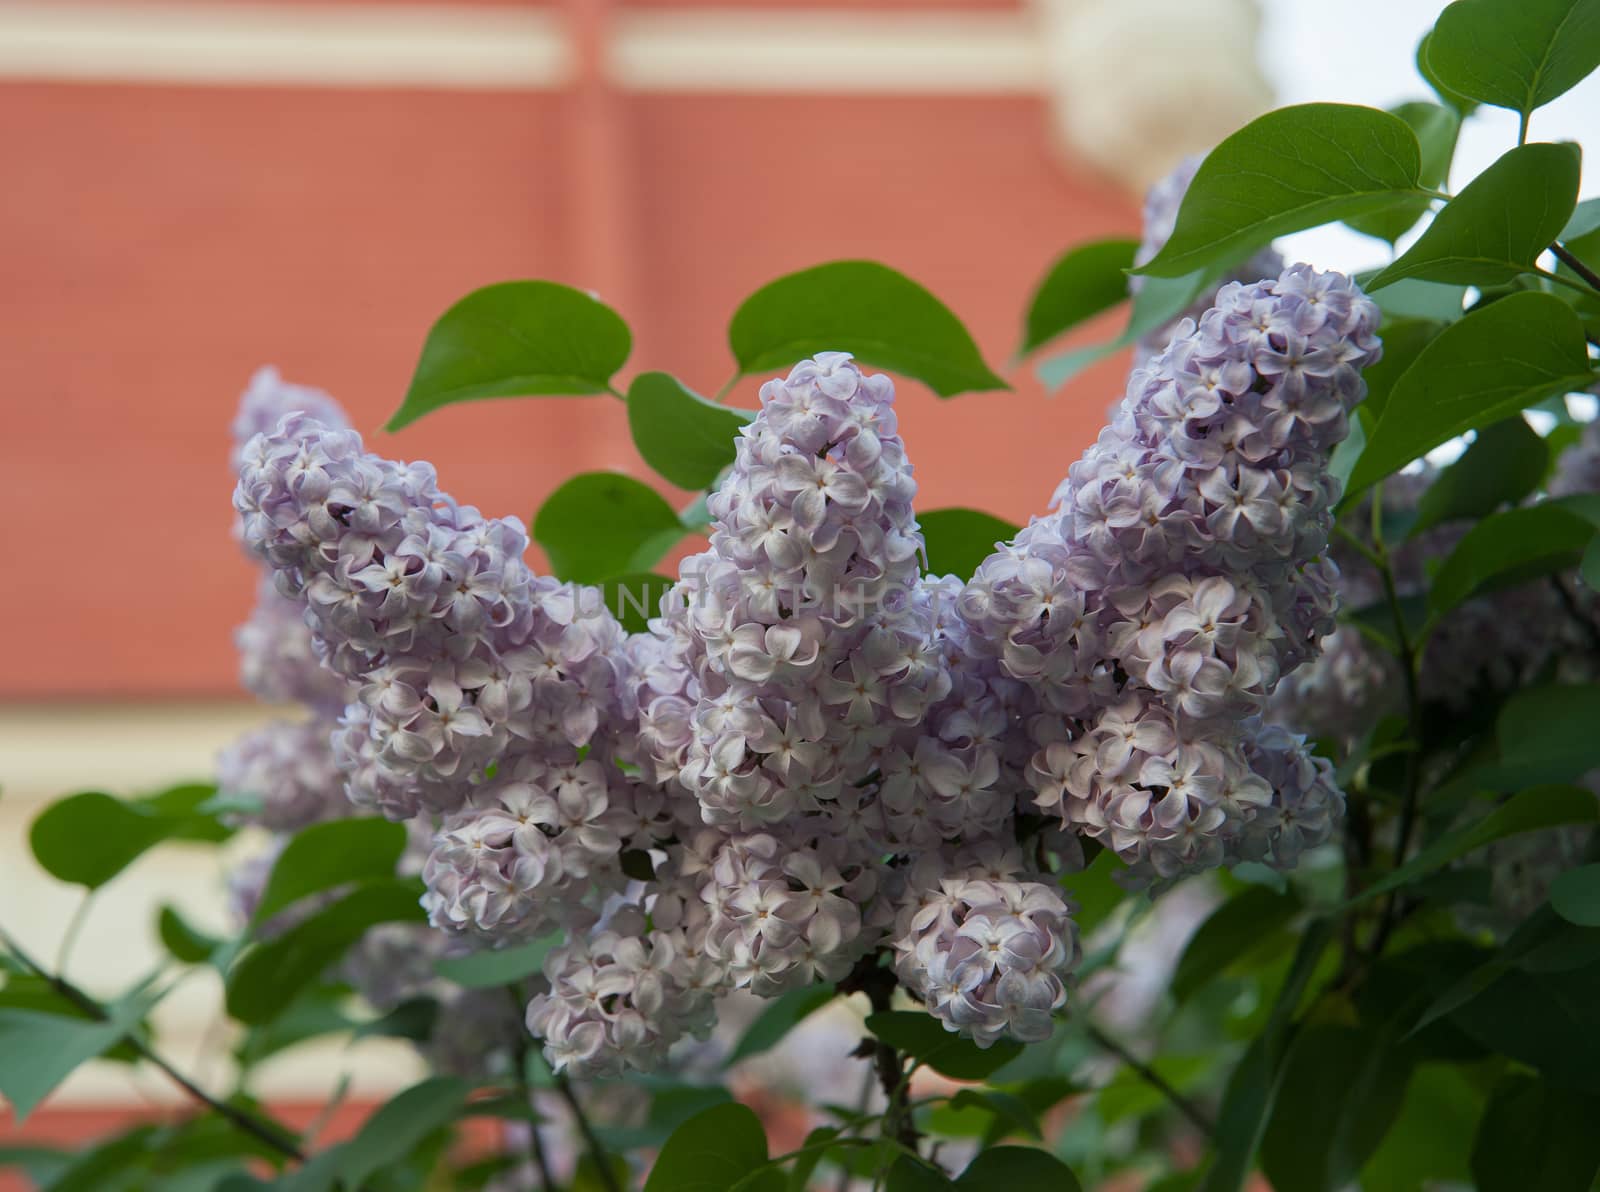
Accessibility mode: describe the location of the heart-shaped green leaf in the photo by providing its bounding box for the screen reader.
[388,281,630,430]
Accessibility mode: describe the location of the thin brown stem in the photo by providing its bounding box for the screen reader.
[1551,243,1600,296]
[1085,1022,1214,1136]
[1,931,303,1162]
[554,1074,621,1192]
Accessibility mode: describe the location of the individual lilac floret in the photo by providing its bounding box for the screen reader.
[229,366,349,472]
[234,413,629,818]
[525,903,717,1077]
[1130,156,1287,361]
[216,719,349,832]
[885,844,1080,1047]
[965,265,1381,883]
[235,580,351,715]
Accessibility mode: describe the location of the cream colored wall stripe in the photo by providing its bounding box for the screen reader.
[0,3,1047,92]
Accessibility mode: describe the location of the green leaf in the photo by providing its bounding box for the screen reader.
[727,261,1007,398]
[0,981,158,1122]
[946,1089,1042,1142]
[533,471,685,583]
[236,983,360,1067]
[627,372,752,491]
[337,1076,470,1188]
[0,1144,73,1186]
[1418,30,1479,115]
[954,1146,1081,1191]
[1353,785,1599,906]
[1368,142,1581,290]
[865,1011,1022,1081]
[1471,1072,1600,1191]
[725,985,833,1067]
[353,996,438,1043]
[1424,0,1600,120]
[1171,887,1301,1004]
[387,281,630,430]
[1019,238,1138,355]
[1429,499,1598,616]
[226,878,425,1024]
[918,508,1019,580]
[1199,920,1334,1192]
[1259,1025,1413,1192]
[1450,960,1600,1092]
[887,1156,957,1191]
[1132,104,1426,280]
[1060,848,1129,938]
[596,572,676,635]
[1347,291,1594,493]
[1410,416,1549,534]
[157,904,223,965]
[253,818,407,928]
[1585,534,1600,590]
[1362,1064,1479,1192]
[1346,102,1462,245]
[432,937,553,990]
[1355,318,1446,428]
[1551,863,1600,926]
[30,786,228,890]
[644,1102,771,1192]
[787,1127,841,1192]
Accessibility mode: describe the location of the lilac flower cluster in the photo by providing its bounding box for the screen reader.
[233,279,1379,1072]
[235,412,629,819]
[966,265,1379,884]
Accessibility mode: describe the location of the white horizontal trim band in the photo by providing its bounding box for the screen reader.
[0,3,1045,92]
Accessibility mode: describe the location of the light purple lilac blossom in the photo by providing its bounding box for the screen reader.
[232,305,1382,1071]
[966,265,1379,884]
[234,412,629,819]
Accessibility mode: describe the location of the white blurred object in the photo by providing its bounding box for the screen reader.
[1035,0,1272,192]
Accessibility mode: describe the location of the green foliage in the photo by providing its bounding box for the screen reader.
[30,784,228,890]
[1345,102,1461,244]
[1424,0,1600,121]
[628,371,752,490]
[1409,416,1549,534]
[226,878,425,1024]
[918,508,1020,580]
[1368,141,1580,289]
[954,1146,1081,1190]
[1259,1024,1413,1192]
[0,977,162,1122]
[724,985,833,1067]
[1171,887,1301,1004]
[533,471,685,582]
[1471,1072,1600,1191]
[598,572,677,634]
[1497,685,1600,785]
[157,904,223,965]
[388,281,630,430]
[251,818,407,927]
[433,935,554,988]
[866,1011,1023,1080]
[1428,498,1599,615]
[1551,863,1600,925]
[642,1102,777,1191]
[1019,238,1138,355]
[1355,785,1600,904]
[1346,291,1594,493]
[728,261,1007,397]
[1132,104,1427,280]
